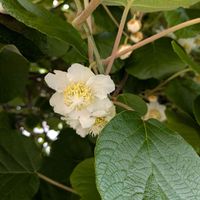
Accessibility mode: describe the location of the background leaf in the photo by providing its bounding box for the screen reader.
[193,95,200,126]
[70,158,101,200]
[126,38,186,79]
[0,49,29,103]
[95,111,200,200]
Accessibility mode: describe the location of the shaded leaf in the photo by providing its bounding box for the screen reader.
[193,95,200,126]
[70,158,101,200]
[126,38,186,79]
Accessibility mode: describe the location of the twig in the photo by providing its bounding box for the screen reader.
[37,172,79,195]
[105,1,132,75]
[103,18,200,65]
[102,4,129,37]
[113,101,134,111]
[145,68,191,96]
[73,0,101,26]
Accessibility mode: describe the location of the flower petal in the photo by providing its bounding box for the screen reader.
[45,70,69,92]
[87,75,115,99]
[50,92,71,115]
[67,63,94,82]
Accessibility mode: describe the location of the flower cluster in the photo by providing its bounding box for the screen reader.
[45,63,116,137]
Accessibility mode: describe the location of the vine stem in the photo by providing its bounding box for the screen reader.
[37,173,79,195]
[103,18,200,65]
[113,101,134,111]
[102,4,129,37]
[105,1,132,75]
[73,0,101,26]
[145,68,191,96]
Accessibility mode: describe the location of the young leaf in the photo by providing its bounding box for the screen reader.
[172,41,200,74]
[1,0,87,57]
[193,95,200,126]
[116,93,147,116]
[0,49,29,103]
[0,128,41,200]
[95,111,200,200]
[70,158,101,200]
[126,38,186,80]
[102,0,200,12]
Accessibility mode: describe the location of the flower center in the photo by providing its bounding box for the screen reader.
[148,109,161,120]
[64,82,93,110]
[90,117,107,136]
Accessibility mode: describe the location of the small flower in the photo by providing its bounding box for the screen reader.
[0,3,7,14]
[178,37,198,54]
[130,32,143,43]
[62,103,116,137]
[118,44,132,60]
[144,96,166,122]
[127,19,142,33]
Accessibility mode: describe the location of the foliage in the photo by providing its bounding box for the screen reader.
[0,0,200,199]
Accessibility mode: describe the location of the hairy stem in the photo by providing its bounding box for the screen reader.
[145,68,191,96]
[37,173,79,195]
[73,0,101,26]
[105,2,132,75]
[113,101,134,111]
[103,18,200,65]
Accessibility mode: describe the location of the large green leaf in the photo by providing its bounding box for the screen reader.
[102,0,200,12]
[165,78,200,116]
[172,41,200,74]
[126,38,186,80]
[0,128,41,200]
[165,8,200,38]
[1,0,87,57]
[193,95,200,126]
[116,93,147,116]
[0,49,29,103]
[95,111,200,200]
[70,158,101,200]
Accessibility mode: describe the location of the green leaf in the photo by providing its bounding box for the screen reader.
[193,95,200,126]
[0,49,29,103]
[165,78,200,116]
[70,158,101,200]
[172,41,200,74]
[0,128,41,200]
[102,0,200,12]
[126,38,186,80]
[165,8,200,38]
[1,0,87,57]
[0,112,12,129]
[116,93,147,116]
[95,111,200,200]
[165,108,200,153]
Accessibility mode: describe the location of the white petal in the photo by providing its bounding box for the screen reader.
[87,98,113,115]
[49,92,71,115]
[45,70,69,92]
[67,63,94,82]
[79,116,95,129]
[76,127,89,137]
[87,75,115,99]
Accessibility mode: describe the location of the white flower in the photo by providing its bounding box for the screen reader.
[118,44,132,60]
[144,96,166,122]
[127,19,141,33]
[130,32,143,43]
[62,104,116,137]
[45,63,115,136]
[0,3,7,14]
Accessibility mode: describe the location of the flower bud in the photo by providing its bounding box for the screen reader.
[130,32,143,43]
[127,19,142,33]
[118,44,132,60]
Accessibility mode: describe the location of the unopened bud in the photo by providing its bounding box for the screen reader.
[127,19,142,33]
[130,32,143,43]
[118,44,132,60]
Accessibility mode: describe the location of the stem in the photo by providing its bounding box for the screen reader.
[103,18,200,65]
[105,2,132,75]
[37,173,79,195]
[113,101,134,111]
[146,68,191,96]
[102,4,129,37]
[73,0,101,26]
